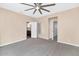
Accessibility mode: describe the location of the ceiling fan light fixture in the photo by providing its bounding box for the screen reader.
[35,6,39,10]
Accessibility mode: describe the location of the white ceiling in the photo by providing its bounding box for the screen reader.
[0,3,79,18]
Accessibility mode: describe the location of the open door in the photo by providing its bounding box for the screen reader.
[31,22,38,38]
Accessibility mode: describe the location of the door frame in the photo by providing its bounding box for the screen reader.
[48,16,58,40]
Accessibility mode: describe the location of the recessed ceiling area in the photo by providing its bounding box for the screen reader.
[0,3,79,18]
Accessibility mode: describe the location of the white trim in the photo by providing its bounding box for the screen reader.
[58,41,79,47]
[0,38,26,47]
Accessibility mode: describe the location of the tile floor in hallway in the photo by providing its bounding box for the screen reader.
[0,38,79,56]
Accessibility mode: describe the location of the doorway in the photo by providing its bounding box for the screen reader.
[26,22,31,38]
[26,21,38,39]
[49,20,58,41]
[53,20,58,41]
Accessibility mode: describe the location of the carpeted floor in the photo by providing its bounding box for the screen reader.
[0,38,79,56]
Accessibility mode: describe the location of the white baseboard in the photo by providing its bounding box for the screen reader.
[0,38,26,47]
[57,40,79,47]
[39,37,49,40]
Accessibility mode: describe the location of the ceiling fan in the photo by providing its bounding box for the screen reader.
[21,3,56,14]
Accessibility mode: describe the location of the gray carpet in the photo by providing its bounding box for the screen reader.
[0,38,79,56]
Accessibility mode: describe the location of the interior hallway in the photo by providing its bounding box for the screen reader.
[0,38,79,56]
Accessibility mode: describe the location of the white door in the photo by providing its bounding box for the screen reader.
[31,22,38,38]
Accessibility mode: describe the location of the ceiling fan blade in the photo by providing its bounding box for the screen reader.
[33,9,37,14]
[34,3,37,6]
[41,3,56,7]
[38,9,42,14]
[21,3,34,7]
[41,8,50,12]
[39,3,42,5]
[24,8,34,11]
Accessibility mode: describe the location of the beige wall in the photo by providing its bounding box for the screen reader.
[39,7,79,46]
[57,7,79,46]
[37,17,49,39]
[0,8,33,46]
